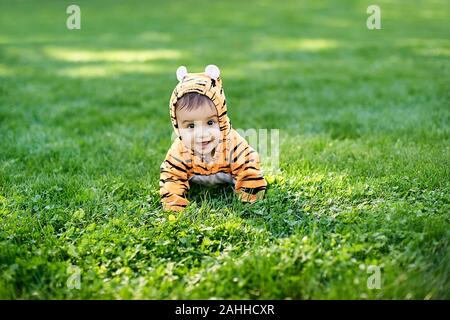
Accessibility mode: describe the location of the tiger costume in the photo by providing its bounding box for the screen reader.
[159,65,267,212]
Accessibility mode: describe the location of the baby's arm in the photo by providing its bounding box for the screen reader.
[159,142,190,212]
[230,136,267,203]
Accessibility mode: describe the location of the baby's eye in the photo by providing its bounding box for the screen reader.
[207,120,215,125]
[188,123,194,129]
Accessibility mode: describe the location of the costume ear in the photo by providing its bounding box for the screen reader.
[205,64,220,80]
[176,66,188,81]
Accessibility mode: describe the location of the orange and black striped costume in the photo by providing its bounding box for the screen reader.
[160,65,267,211]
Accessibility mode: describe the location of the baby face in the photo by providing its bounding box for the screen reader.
[176,102,221,156]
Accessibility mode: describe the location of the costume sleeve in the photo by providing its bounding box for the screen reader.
[159,141,191,212]
[230,134,267,203]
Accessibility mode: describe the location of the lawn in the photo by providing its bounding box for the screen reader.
[0,0,449,299]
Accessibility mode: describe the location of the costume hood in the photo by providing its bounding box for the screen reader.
[169,65,231,141]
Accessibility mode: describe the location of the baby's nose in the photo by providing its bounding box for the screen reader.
[195,127,210,140]
[195,125,209,136]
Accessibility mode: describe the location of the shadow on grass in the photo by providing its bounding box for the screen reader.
[186,180,315,239]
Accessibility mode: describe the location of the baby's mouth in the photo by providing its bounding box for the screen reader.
[197,140,212,149]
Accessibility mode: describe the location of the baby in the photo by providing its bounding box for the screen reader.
[160,65,267,211]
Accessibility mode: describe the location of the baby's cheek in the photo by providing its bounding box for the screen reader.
[180,131,192,147]
[211,132,221,148]
[214,127,221,139]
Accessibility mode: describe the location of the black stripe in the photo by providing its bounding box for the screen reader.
[238,172,259,181]
[181,78,197,83]
[193,163,209,171]
[165,160,187,173]
[161,169,188,176]
[189,88,204,94]
[232,160,255,173]
[170,155,190,170]
[161,177,188,183]
[170,203,187,208]
[228,141,243,163]
[241,186,266,194]
[233,146,249,163]
[241,176,265,182]
[236,165,259,174]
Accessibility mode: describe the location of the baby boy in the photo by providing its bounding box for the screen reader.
[160,65,267,211]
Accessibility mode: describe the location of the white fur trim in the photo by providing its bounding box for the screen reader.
[205,64,220,80]
[176,66,188,81]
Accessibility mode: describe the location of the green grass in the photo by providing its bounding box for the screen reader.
[0,0,449,299]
